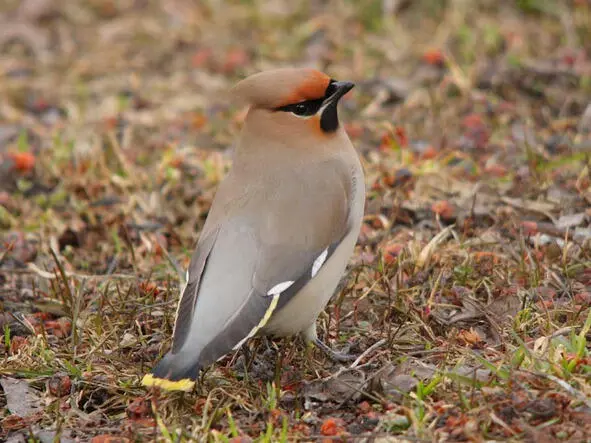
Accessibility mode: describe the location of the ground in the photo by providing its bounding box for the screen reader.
[0,0,590,442]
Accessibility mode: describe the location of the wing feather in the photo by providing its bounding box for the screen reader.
[171,228,219,353]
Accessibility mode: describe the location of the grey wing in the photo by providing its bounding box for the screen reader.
[197,231,350,363]
[152,220,272,380]
[168,218,349,369]
[170,227,219,353]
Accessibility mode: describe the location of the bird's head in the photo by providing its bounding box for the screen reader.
[231,68,354,139]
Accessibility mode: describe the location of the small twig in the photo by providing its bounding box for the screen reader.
[501,197,557,224]
[49,247,74,315]
[71,278,86,350]
[350,339,387,369]
[27,262,136,280]
[416,225,454,269]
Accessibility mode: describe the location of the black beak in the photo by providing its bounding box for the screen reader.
[320,80,354,133]
[324,81,355,106]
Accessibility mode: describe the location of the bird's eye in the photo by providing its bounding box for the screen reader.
[293,103,310,116]
[275,98,323,116]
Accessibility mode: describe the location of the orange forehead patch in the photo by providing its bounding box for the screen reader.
[278,70,330,107]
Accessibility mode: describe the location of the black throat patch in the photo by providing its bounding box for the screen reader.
[320,104,339,133]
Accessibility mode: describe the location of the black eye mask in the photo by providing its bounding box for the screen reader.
[275,97,324,116]
[274,80,342,133]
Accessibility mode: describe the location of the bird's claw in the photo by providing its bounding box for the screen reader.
[313,338,355,362]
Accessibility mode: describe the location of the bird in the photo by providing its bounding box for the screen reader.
[142,67,365,391]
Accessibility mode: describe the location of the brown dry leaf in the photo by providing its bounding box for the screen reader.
[556,212,586,229]
[0,377,42,417]
[47,374,71,397]
[6,152,35,172]
[432,200,455,219]
[304,369,365,404]
[453,365,491,383]
[501,197,557,222]
[370,360,438,401]
[320,417,346,436]
[487,294,523,322]
[382,242,404,264]
[457,328,483,346]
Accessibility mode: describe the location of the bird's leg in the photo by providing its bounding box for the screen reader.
[241,342,254,373]
[263,335,276,354]
[302,323,355,363]
[313,338,355,362]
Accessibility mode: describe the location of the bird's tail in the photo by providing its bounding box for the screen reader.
[141,352,201,392]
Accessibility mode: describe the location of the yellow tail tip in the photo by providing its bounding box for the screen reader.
[141,373,195,392]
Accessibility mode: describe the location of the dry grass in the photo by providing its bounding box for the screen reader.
[0,0,590,441]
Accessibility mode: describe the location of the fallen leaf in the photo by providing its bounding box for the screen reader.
[395,126,408,147]
[521,221,538,236]
[457,328,483,346]
[119,332,136,347]
[420,145,438,159]
[47,374,72,397]
[304,370,365,403]
[0,377,42,417]
[463,114,484,129]
[127,397,151,420]
[2,414,27,431]
[383,374,418,401]
[10,336,28,355]
[432,200,455,219]
[383,242,404,264]
[45,318,71,338]
[453,365,491,383]
[320,417,345,436]
[423,49,445,66]
[7,152,35,172]
[222,48,249,73]
[556,212,586,229]
[358,401,371,413]
[370,361,437,401]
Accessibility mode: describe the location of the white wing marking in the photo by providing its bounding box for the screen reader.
[311,248,328,278]
[266,280,294,296]
[231,249,330,352]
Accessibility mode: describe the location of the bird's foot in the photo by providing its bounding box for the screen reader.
[313,338,355,362]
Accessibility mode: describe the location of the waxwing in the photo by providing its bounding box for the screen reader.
[143,67,365,391]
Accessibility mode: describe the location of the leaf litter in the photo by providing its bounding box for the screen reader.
[0,0,590,441]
